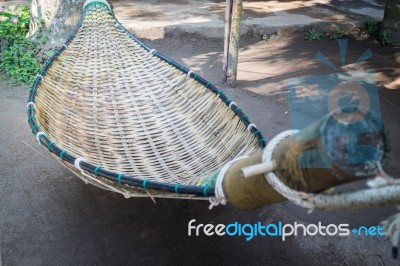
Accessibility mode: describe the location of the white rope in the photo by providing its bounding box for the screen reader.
[27,102,35,110]
[229,102,237,110]
[36,75,43,81]
[361,175,400,250]
[263,130,400,210]
[263,129,400,251]
[209,156,248,210]
[35,132,46,144]
[74,157,86,175]
[186,70,193,79]
[62,44,68,49]
[381,212,400,249]
[263,130,317,209]
[149,49,157,55]
[247,123,257,132]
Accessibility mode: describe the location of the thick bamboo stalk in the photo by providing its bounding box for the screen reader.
[226,0,243,86]
[223,111,388,210]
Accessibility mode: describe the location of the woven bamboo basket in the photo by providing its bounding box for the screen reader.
[27,0,266,199]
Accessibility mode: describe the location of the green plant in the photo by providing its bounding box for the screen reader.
[360,20,392,46]
[304,28,322,41]
[379,30,390,46]
[1,39,40,84]
[0,5,41,84]
[0,5,30,44]
[361,20,379,38]
[329,27,350,40]
[261,34,269,42]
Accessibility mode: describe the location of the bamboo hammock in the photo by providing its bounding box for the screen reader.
[26,0,399,214]
[27,0,264,199]
[26,0,400,256]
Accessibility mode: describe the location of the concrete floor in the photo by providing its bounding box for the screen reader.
[112,0,386,39]
[0,0,387,39]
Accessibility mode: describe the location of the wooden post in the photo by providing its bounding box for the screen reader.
[222,110,389,210]
[382,0,400,46]
[223,0,243,86]
[222,0,233,80]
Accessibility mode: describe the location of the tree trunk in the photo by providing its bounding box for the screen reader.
[222,0,233,82]
[382,0,400,46]
[28,0,85,48]
[225,0,243,87]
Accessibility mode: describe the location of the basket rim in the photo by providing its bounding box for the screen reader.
[27,2,267,197]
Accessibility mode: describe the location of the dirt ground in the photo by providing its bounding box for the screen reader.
[0,33,399,265]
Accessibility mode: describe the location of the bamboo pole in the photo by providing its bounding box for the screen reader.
[222,111,388,210]
[225,0,243,86]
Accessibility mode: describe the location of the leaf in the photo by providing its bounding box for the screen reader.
[1,12,12,18]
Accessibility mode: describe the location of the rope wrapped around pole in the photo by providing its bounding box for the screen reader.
[215,109,392,210]
[211,109,400,256]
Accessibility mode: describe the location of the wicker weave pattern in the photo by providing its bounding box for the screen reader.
[31,3,262,197]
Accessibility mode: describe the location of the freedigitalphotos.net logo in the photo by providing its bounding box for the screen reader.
[188,219,385,241]
[286,39,383,169]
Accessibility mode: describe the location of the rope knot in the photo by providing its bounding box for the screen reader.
[208,197,226,210]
